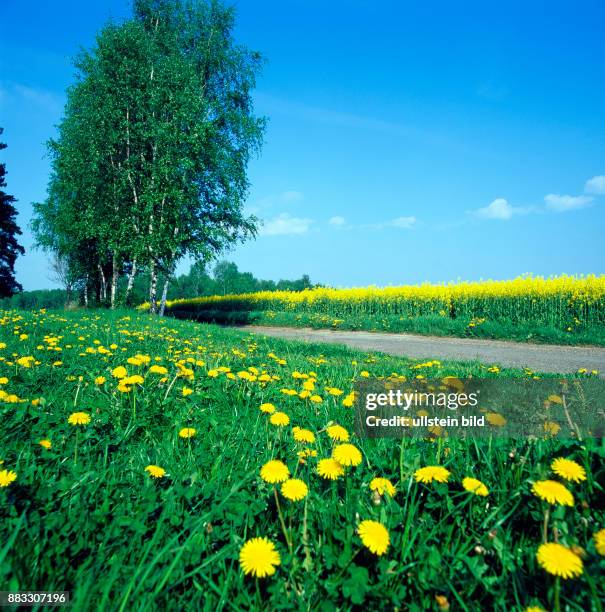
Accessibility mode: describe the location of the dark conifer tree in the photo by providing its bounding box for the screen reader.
[0,128,24,297]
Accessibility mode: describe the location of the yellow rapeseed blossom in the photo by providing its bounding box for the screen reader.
[239,537,280,578]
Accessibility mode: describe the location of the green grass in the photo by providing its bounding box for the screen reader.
[1,308,604,610]
[165,307,605,346]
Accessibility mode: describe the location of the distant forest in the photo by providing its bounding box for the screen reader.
[0,260,317,309]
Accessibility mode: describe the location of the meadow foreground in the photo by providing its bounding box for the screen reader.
[1,309,604,610]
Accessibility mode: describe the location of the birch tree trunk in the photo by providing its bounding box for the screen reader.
[149,260,158,314]
[124,258,137,305]
[158,264,174,317]
[84,274,89,307]
[110,251,119,309]
[98,264,107,303]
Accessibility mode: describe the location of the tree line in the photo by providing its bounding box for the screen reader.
[0,260,317,310]
[31,0,265,315]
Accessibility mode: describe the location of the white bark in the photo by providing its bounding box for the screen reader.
[148,260,158,314]
[124,258,137,304]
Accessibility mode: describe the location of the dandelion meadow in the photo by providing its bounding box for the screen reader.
[1,308,604,609]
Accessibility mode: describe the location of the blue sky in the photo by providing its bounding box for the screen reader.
[1,0,604,290]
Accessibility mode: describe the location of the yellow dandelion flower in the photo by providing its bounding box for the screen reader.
[259,402,276,414]
[39,439,52,450]
[357,520,390,555]
[532,480,574,506]
[524,607,547,612]
[292,427,316,444]
[369,477,396,498]
[551,458,586,483]
[179,427,196,439]
[260,460,290,484]
[281,478,308,501]
[332,443,362,467]
[145,465,166,478]
[94,376,106,385]
[0,469,17,487]
[486,412,507,426]
[594,528,605,556]
[149,365,168,375]
[68,412,91,426]
[543,421,561,436]
[112,365,127,379]
[239,537,280,578]
[269,411,290,427]
[317,458,344,480]
[326,424,349,442]
[309,394,323,404]
[182,387,193,397]
[462,477,489,496]
[414,466,451,484]
[536,542,583,579]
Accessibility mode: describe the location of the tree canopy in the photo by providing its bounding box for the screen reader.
[32,0,264,313]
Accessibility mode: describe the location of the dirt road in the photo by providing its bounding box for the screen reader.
[239,325,605,375]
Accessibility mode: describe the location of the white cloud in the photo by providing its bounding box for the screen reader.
[259,213,313,236]
[391,216,416,229]
[585,175,605,195]
[329,215,346,226]
[476,198,515,220]
[544,193,593,212]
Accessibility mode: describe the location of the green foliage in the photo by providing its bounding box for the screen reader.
[1,309,603,609]
[0,128,24,297]
[31,0,265,309]
[0,289,68,310]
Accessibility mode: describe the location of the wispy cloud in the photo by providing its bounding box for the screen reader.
[585,175,605,195]
[259,213,314,236]
[328,215,346,226]
[250,190,305,212]
[544,194,593,212]
[361,216,417,230]
[0,82,63,114]
[254,92,479,156]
